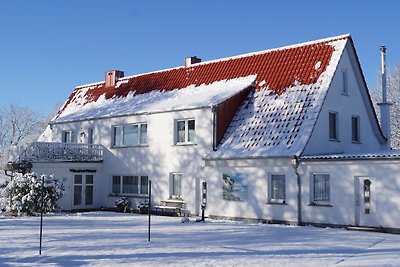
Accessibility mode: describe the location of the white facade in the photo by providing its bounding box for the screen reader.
[303,43,384,155]
[43,107,214,212]
[19,35,399,232]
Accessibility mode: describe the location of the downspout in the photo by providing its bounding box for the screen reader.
[291,156,302,226]
[211,106,217,151]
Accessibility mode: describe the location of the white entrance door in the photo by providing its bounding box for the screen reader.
[354,176,376,227]
[73,174,94,209]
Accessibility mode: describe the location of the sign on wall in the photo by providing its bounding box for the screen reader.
[222,173,248,201]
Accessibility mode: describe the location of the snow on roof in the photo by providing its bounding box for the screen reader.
[53,34,351,158]
[52,75,256,123]
[301,150,400,160]
[207,36,349,159]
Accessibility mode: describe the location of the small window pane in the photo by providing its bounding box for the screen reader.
[329,112,338,140]
[132,176,139,194]
[88,128,94,144]
[112,176,120,194]
[86,175,94,185]
[342,69,348,94]
[270,174,285,201]
[74,175,82,184]
[352,116,360,142]
[74,186,82,205]
[188,120,195,142]
[85,185,93,205]
[313,174,330,203]
[124,125,138,146]
[141,176,149,195]
[172,173,182,196]
[140,124,147,145]
[123,176,134,194]
[114,126,122,146]
[177,121,185,143]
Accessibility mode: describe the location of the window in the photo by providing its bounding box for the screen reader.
[170,173,182,198]
[312,174,330,205]
[88,128,94,144]
[112,123,147,147]
[352,116,360,143]
[112,175,149,195]
[175,119,195,144]
[329,112,339,141]
[342,69,348,95]
[268,174,286,204]
[62,130,75,143]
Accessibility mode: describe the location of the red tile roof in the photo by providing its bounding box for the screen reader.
[53,34,354,158]
[56,35,347,119]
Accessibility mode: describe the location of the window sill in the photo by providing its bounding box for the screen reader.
[308,203,332,207]
[329,139,341,142]
[109,194,149,198]
[266,201,287,205]
[174,143,197,146]
[352,141,361,144]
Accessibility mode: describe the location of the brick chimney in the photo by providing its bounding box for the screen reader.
[105,70,124,87]
[184,56,201,67]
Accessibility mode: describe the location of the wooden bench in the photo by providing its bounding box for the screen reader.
[153,199,189,217]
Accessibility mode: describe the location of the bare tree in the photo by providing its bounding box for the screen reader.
[0,104,49,178]
[371,63,400,149]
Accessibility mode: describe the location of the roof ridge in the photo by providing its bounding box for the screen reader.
[75,34,350,89]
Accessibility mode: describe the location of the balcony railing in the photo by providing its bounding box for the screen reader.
[18,142,104,163]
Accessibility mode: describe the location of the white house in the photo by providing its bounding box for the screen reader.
[7,34,400,232]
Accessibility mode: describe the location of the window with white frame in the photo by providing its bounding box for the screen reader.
[170,173,182,198]
[268,174,286,203]
[175,119,195,144]
[329,112,339,141]
[312,174,330,205]
[62,130,75,143]
[112,123,147,147]
[342,69,348,95]
[112,175,149,195]
[352,116,360,143]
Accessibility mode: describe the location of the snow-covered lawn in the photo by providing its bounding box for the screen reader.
[1,212,399,266]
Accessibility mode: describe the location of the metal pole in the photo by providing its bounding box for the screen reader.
[148,179,151,242]
[39,175,44,255]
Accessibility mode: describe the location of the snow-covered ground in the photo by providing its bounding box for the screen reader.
[0,212,399,266]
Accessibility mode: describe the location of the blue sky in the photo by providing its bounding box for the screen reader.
[1,0,399,116]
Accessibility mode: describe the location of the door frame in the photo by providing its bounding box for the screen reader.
[72,173,95,209]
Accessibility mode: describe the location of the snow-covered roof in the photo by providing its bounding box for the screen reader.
[53,34,351,158]
[301,150,400,160]
[207,35,349,159]
[53,75,256,123]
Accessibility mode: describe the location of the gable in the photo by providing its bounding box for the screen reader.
[207,36,349,159]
